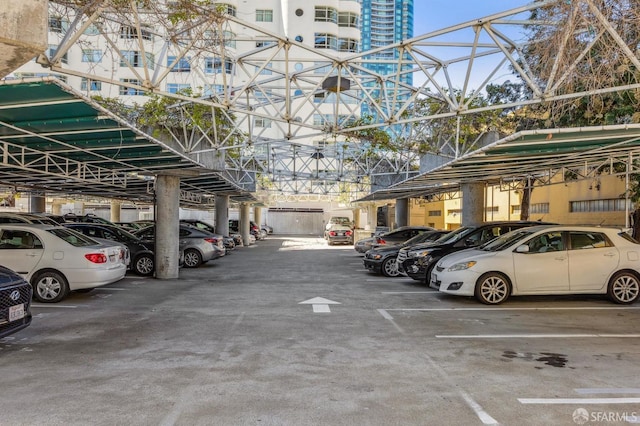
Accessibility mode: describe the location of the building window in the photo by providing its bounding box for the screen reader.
[315,7,337,24]
[48,45,68,64]
[166,83,191,94]
[119,79,143,95]
[256,40,276,48]
[167,55,191,72]
[219,4,236,16]
[569,199,627,213]
[485,206,499,213]
[428,210,442,217]
[256,9,273,22]
[338,12,359,28]
[84,24,100,35]
[257,62,272,75]
[120,25,152,40]
[511,205,521,215]
[120,51,154,69]
[82,49,102,63]
[81,78,102,91]
[254,89,272,102]
[314,33,337,50]
[254,117,272,128]
[204,57,233,74]
[338,38,358,52]
[48,17,68,33]
[530,203,550,214]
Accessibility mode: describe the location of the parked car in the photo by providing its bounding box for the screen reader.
[0,265,33,338]
[431,225,640,305]
[261,224,273,234]
[0,224,127,303]
[180,219,237,251]
[229,219,265,241]
[363,230,450,277]
[397,221,553,284]
[64,223,156,276]
[354,226,434,253]
[134,224,225,268]
[0,212,60,226]
[326,224,354,246]
[63,213,115,226]
[324,217,352,238]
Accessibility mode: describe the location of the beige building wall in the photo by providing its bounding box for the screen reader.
[529,174,629,226]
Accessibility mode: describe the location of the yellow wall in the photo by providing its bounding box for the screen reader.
[529,174,629,226]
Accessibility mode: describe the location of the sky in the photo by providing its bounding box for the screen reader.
[410,0,534,91]
[413,0,532,35]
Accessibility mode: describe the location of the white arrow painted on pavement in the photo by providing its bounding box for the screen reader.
[299,297,341,313]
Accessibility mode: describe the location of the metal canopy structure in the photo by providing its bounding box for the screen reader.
[359,124,640,201]
[23,0,639,199]
[0,78,254,205]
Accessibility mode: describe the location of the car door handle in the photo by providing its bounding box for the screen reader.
[25,253,38,257]
[603,252,616,257]
[554,256,567,261]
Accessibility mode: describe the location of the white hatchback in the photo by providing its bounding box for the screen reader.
[0,224,127,303]
[431,225,640,305]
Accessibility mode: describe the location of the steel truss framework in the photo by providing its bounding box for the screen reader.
[30,0,640,200]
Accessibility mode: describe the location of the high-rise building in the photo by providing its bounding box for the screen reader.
[358,0,414,119]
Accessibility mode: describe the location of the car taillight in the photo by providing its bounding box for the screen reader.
[345,230,352,236]
[329,231,337,237]
[205,238,218,244]
[378,239,386,244]
[85,253,107,263]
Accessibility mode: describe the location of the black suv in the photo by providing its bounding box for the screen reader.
[0,265,33,338]
[398,221,552,283]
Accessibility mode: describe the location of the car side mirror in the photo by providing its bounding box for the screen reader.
[515,245,530,253]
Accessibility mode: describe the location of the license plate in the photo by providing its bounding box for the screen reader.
[9,304,25,322]
[109,254,116,262]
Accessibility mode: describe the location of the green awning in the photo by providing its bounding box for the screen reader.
[0,78,254,203]
[359,124,640,201]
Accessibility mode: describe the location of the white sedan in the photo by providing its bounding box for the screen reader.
[0,224,127,303]
[431,225,640,305]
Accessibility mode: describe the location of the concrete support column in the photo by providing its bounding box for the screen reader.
[353,208,361,229]
[215,194,230,236]
[240,203,251,246]
[110,200,121,223]
[367,203,377,231]
[254,207,263,227]
[155,175,180,279]
[29,192,46,213]
[51,200,63,215]
[395,198,409,228]
[461,182,485,225]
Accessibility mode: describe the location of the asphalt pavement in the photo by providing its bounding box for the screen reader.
[1,235,640,425]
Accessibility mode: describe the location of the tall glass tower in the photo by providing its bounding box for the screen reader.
[358,0,414,118]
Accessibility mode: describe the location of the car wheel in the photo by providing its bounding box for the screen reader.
[32,271,69,303]
[607,271,640,304]
[381,257,400,277]
[133,253,154,276]
[183,249,203,268]
[475,272,511,305]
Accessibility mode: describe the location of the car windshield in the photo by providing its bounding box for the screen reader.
[48,227,100,247]
[432,226,474,244]
[479,229,536,252]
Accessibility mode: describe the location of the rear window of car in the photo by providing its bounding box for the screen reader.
[47,228,99,247]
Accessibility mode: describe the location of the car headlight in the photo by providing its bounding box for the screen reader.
[408,250,430,258]
[373,254,382,260]
[448,261,477,271]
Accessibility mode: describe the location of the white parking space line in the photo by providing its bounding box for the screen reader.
[377,309,405,334]
[384,306,640,312]
[436,334,640,339]
[575,388,640,394]
[94,287,128,291]
[519,397,640,404]
[31,304,78,308]
[381,291,436,294]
